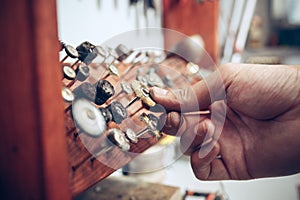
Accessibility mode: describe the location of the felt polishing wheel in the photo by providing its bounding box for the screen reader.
[72,98,106,137]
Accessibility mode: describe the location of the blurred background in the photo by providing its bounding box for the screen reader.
[57,0,300,200]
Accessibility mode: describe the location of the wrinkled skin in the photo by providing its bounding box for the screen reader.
[150,63,300,180]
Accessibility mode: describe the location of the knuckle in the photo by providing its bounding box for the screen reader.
[162,112,184,136]
[200,119,210,134]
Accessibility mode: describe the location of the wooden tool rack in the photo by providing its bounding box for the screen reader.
[0,0,218,199]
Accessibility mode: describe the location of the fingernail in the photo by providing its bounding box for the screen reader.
[207,122,215,138]
[152,87,168,96]
[162,112,183,136]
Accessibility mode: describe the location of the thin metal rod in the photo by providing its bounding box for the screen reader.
[66,79,76,88]
[102,72,110,80]
[90,146,113,161]
[70,59,80,69]
[64,104,72,113]
[129,106,142,118]
[136,128,148,138]
[60,55,68,63]
[125,96,138,109]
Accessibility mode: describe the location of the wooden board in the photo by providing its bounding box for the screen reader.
[0,0,71,199]
[163,0,220,62]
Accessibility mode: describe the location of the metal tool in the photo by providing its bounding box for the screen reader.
[95,45,109,58]
[89,128,130,162]
[62,65,76,80]
[71,112,162,171]
[66,64,90,87]
[124,128,138,144]
[72,112,163,170]
[76,64,90,81]
[172,62,204,83]
[62,86,75,103]
[115,44,133,62]
[95,79,115,105]
[76,41,98,65]
[99,101,128,124]
[72,128,130,171]
[125,80,156,109]
[73,82,96,102]
[101,64,120,79]
[138,112,162,139]
[60,44,79,63]
[72,98,107,138]
[122,50,140,64]
[102,46,119,66]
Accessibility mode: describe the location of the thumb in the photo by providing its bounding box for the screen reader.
[150,69,226,112]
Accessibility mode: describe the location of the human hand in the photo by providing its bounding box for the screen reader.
[151,63,300,180]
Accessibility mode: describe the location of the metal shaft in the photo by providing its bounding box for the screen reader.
[66,79,76,88]
[90,146,113,161]
[125,96,139,109]
[70,59,80,69]
[60,55,69,63]
[136,128,149,138]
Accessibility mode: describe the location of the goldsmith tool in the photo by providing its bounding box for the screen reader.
[61,86,75,103]
[72,128,131,171]
[99,101,128,124]
[65,64,90,87]
[60,44,79,63]
[72,98,107,138]
[125,80,156,109]
[73,82,96,102]
[101,64,120,79]
[76,41,98,65]
[95,79,115,105]
[138,113,162,139]
[115,44,133,62]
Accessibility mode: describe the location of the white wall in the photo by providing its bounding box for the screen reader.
[57,0,163,48]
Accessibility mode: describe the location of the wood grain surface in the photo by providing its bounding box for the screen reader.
[0,0,71,199]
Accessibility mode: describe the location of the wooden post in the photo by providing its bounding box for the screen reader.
[0,0,71,199]
[163,0,220,62]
